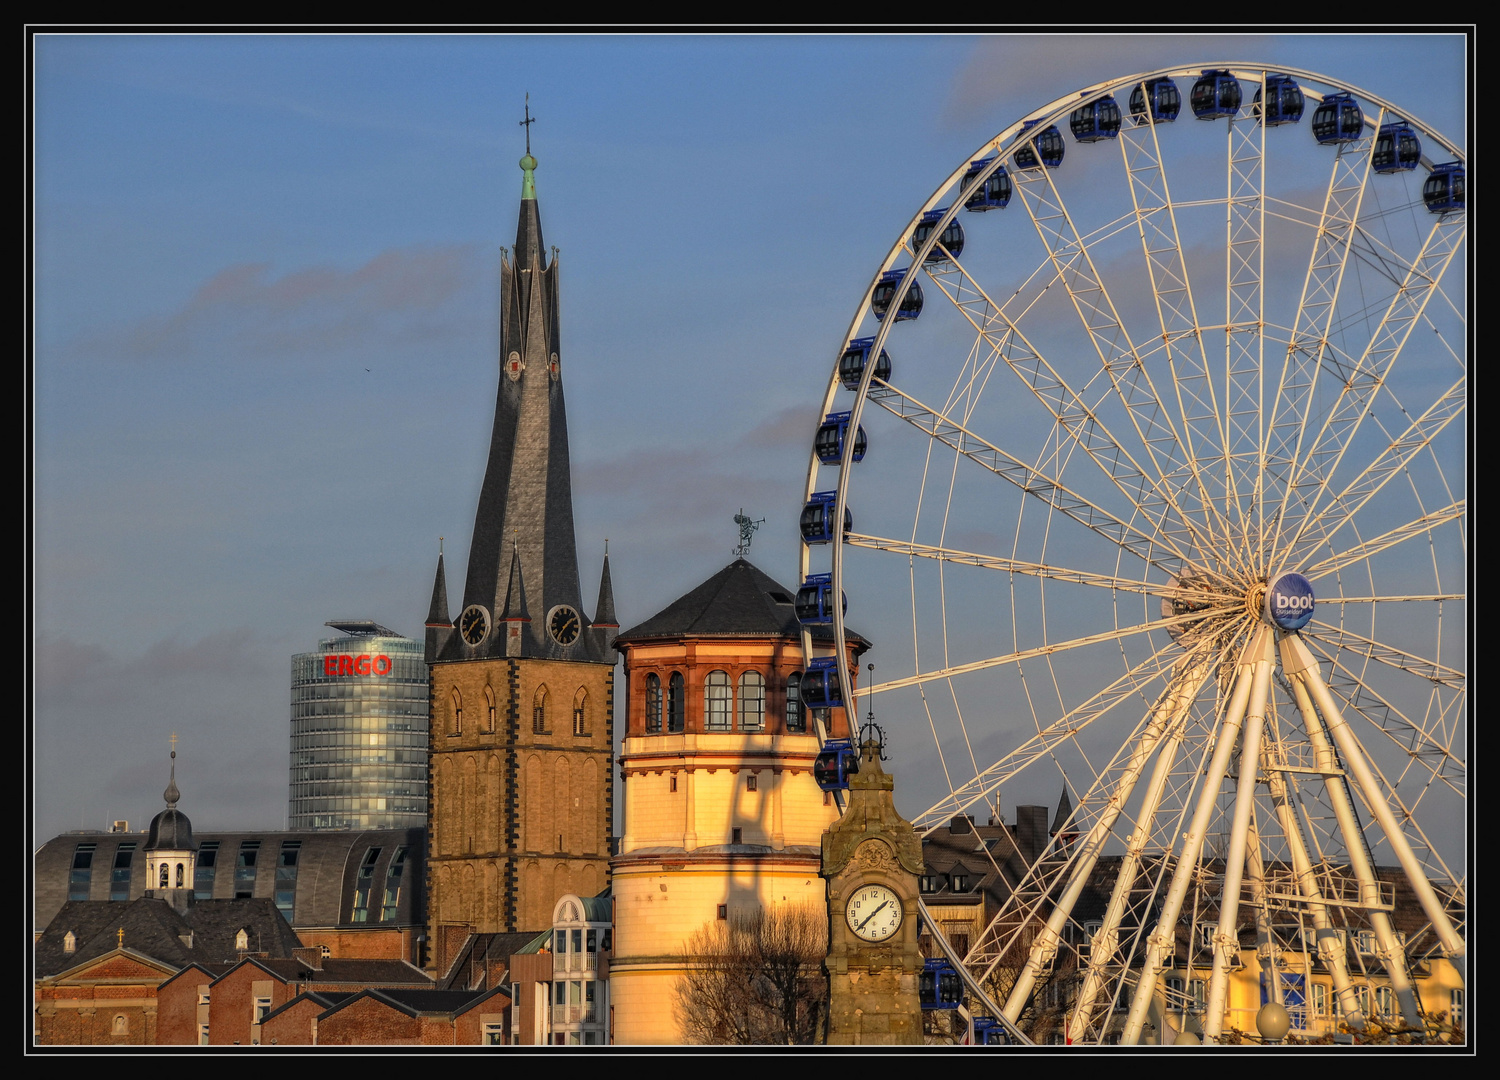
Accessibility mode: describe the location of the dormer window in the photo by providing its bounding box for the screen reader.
[236,929,249,951]
[63,931,76,953]
[919,875,939,893]
[952,874,969,892]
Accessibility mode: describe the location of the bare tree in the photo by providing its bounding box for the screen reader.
[676,905,829,1044]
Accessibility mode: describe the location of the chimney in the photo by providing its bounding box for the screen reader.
[292,946,325,971]
[1015,805,1049,865]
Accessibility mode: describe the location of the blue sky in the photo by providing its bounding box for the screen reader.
[32,32,1467,842]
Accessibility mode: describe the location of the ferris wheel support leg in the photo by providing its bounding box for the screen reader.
[1281,663,1370,1027]
[1122,627,1267,1045]
[1202,628,1275,1040]
[1281,632,1464,960]
[1279,634,1454,1030]
[1060,654,1211,1042]
[1262,741,1362,1026]
[1243,808,1283,1012]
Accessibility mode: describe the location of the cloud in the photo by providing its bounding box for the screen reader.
[943,35,1276,128]
[107,245,486,363]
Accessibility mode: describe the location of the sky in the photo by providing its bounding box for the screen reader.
[32,32,1468,846]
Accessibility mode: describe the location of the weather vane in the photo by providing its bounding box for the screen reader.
[520,92,536,155]
[733,509,764,557]
[859,662,886,757]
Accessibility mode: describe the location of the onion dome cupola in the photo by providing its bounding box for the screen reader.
[143,750,198,906]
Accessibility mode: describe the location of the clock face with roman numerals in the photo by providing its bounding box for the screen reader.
[548,605,581,646]
[845,883,903,942]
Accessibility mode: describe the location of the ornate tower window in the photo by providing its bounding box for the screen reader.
[738,672,765,731]
[485,686,497,734]
[706,671,732,732]
[573,688,588,736]
[451,688,464,737]
[786,672,804,733]
[645,673,662,734]
[668,673,685,733]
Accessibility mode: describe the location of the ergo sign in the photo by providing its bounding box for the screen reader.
[324,654,394,677]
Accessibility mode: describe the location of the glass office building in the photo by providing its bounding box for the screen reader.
[289,621,430,830]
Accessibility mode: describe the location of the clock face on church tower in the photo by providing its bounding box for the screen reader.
[548,605,581,646]
[845,884,903,942]
[459,605,491,645]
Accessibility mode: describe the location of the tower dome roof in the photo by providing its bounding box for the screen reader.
[143,751,198,852]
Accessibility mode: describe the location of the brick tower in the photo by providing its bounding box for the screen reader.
[423,145,616,972]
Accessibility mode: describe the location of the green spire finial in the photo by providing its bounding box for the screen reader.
[519,93,537,201]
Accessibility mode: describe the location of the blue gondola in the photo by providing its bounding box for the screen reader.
[1014,120,1064,169]
[1070,95,1122,143]
[1190,69,1242,120]
[800,491,852,545]
[1423,162,1465,213]
[1311,92,1364,144]
[814,411,867,464]
[839,337,893,389]
[1252,74,1304,126]
[1129,77,1180,124]
[801,657,845,710]
[1373,122,1421,173]
[960,158,1012,211]
[814,737,858,791]
[920,959,964,1010]
[871,269,923,322]
[970,1018,1008,1045]
[911,209,965,263]
[795,573,845,625]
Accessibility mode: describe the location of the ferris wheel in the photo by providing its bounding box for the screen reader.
[797,65,1465,1045]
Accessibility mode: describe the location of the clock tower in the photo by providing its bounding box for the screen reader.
[822,735,925,1045]
[423,147,617,972]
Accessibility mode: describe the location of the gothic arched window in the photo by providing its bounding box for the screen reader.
[739,672,765,731]
[573,687,588,737]
[533,685,549,735]
[484,686,497,734]
[450,688,463,736]
[645,673,662,734]
[668,673,685,733]
[706,671,732,731]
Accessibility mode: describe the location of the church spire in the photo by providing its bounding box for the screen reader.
[439,120,611,666]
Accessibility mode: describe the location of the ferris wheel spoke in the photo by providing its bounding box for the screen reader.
[909,634,1204,834]
[919,254,1213,564]
[1303,619,1465,691]
[866,380,1199,573]
[871,606,1234,702]
[1217,88,1271,569]
[1118,113,1244,573]
[1300,499,1464,583]
[1276,213,1467,557]
[1264,128,1380,530]
[1009,149,1223,565]
[845,531,1189,597]
[1280,378,1466,570]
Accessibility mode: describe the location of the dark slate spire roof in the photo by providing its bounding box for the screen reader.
[592,554,617,628]
[437,150,609,665]
[425,552,450,627]
[499,543,530,621]
[616,558,869,648]
[1051,785,1075,835]
[145,752,196,852]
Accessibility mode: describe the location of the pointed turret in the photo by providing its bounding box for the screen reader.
[592,554,617,624]
[144,750,197,913]
[424,549,454,664]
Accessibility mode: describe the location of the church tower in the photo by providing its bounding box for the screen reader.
[424,144,616,972]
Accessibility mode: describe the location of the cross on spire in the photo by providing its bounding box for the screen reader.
[169,731,178,754]
[520,93,536,155]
